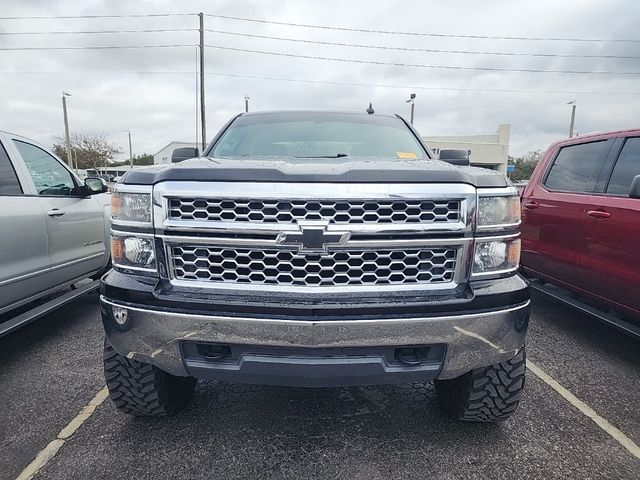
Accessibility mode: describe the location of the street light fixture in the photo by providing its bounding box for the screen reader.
[61,92,73,169]
[567,100,576,138]
[406,93,416,124]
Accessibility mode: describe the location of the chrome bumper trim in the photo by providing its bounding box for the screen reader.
[101,296,529,380]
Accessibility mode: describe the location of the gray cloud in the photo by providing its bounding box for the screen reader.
[0,0,638,160]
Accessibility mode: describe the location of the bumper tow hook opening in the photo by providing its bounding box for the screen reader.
[396,347,425,366]
[198,344,231,361]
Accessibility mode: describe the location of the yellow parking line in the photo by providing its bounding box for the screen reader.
[527,361,640,460]
[15,387,109,480]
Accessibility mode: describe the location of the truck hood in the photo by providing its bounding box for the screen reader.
[122,156,508,188]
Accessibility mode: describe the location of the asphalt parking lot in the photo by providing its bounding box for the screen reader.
[1,290,639,480]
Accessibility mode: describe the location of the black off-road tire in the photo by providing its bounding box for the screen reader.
[434,348,526,422]
[103,339,197,416]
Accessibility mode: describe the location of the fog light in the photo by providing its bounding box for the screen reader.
[111,235,156,271]
[123,237,154,265]
[473,238,520,276]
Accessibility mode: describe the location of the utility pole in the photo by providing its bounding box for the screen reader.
[125,130,133,168]
[244,95,249,113]
[62,92,73,169]
[198,12,206,152]
[568,100,576,138]
[406,93,416,124]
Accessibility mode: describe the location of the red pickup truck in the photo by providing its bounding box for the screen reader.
[520,129,640,329]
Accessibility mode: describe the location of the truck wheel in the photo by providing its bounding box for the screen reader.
[103,339,196,416]
[434,348,526,422]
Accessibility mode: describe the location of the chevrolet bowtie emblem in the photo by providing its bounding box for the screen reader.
[276,223,350,253]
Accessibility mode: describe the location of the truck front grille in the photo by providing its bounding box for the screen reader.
[159,182,474,292]
[168,198,461,225]
[170,246,457,287]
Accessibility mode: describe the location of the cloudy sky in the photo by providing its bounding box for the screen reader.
[1,0,638,161]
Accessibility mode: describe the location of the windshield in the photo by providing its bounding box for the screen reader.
[210,112,428,160]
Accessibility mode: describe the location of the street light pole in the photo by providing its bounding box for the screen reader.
[567,100,576,138]
[124,130,133,168]
[244,95,249,113]
[406,93,416,124]
[62,92,73,169]
[198,12,206,152]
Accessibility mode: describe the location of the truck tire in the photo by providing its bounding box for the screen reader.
[103,339,197,416]
[434,348,526,422]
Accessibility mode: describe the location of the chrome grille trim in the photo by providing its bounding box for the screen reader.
[158,233,469,249]
[170,245,458,290]
[168,198,461,225]
[154,182,476,234]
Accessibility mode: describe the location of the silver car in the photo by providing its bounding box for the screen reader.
[0,131,111,334]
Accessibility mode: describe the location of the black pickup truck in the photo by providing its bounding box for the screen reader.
[101,111,529,422]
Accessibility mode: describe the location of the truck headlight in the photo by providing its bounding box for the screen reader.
[477,193,520,229]
[111,190,152,225]
[473,237,520,276]
[111,235,156,271]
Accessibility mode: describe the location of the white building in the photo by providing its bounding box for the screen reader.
[424,124,511,173]
[153,141,200,165]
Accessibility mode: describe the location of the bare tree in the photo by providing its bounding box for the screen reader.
[52,133,122,171]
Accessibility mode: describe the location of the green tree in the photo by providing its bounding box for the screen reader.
[110,153,154,167]
[510,150,542,182]
[52,133,122,171]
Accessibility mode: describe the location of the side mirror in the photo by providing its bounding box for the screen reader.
[172,147,200,163]
[630,175,640,199]
[84,177,108,195]
[439,149,470,166]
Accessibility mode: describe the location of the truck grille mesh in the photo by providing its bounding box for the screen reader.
[170,246,457,287]
[168,198,461,224]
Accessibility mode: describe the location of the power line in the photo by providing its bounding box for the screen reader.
[0,44,196,51]
[0,70,197,74]
[205,29,640,60]
[1,69,638,95]
[202,71,640,96]
[1,11,636,43]
[204,13,640,44]
[0,28,635,59]
[206,44,640,75]
[0,13,195,19]
[0,28,197,35]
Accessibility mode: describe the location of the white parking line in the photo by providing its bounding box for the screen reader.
[13,362,640,479]
[15,387,108,480]
[527,361,640,461]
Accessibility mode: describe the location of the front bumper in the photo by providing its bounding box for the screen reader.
[101,284,530,385]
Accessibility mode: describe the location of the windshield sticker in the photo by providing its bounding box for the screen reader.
[396,152,417,159]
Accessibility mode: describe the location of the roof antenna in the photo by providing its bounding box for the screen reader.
[366,102,375,114]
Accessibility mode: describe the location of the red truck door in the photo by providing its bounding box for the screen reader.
[521,140,612,292]
[580,136,640,318]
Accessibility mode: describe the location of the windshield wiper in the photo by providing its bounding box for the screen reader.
[294,153,349,158]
